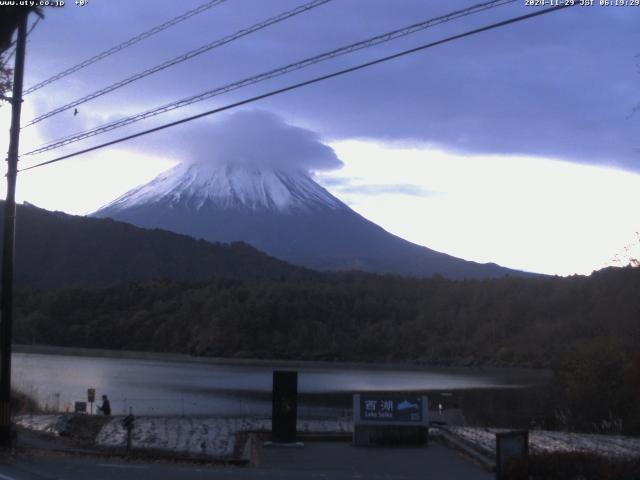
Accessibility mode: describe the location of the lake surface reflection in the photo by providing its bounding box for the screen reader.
[12,352,548,417]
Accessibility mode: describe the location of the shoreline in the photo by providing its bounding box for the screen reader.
[12,344,551,379]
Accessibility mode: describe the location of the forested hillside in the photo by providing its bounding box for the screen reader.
[1,202,314,288]
[14,266,640,367]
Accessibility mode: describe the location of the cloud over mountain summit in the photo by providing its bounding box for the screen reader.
[136,110,343,174]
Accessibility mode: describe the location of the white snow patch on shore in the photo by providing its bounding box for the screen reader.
[96,416,352,458]
[445,426,640,460]
[15,414,70,436]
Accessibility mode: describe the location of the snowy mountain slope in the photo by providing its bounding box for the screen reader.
[94,161,527,279]
[101,162,344,213]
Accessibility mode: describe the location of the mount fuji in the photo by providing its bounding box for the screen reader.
[93,160,524,279]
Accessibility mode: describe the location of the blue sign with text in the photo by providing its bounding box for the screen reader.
[359,396,423,422]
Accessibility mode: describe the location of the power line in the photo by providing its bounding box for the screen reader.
[25,0,515,151]
[25,17,40,38]
[0,47,15,68]
[2,18,40,65]
[24,0,517,155]
[1,17,41,75]
[22,0,228,96]
[0,17,40,110]
[24,0,334,126]
[19,4,576,173]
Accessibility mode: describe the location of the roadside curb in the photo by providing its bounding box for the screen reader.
[17,440,249,466]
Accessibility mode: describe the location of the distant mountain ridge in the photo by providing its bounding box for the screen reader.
[94,161,530,279]
[0,201,313,289]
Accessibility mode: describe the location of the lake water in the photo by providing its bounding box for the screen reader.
[12,351,549,417]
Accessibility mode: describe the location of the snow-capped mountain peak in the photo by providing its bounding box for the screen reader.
[100,161,345,214]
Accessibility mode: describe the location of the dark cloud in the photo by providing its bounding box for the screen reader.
[130,109,342,172]
[23,1,640,170]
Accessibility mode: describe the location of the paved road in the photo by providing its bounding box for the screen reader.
[259,441,493,479]
[0,442,492,480]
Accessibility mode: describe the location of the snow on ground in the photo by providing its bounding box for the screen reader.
[16,414,352,458]
[96,416,352,458]
[21,413,639,461]
[15,414,70,436]
[445,426,640,460]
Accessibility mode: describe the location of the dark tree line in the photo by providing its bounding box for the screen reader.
[13,267,640,366]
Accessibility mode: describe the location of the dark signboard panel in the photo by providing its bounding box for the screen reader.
[496,430,529,480]
[272,370,298,443]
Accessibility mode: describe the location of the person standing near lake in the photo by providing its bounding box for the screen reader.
[97,394,111,416]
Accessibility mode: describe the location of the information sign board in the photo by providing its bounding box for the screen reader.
[353,394,428,427]
[352,394,429,446]
[359,395,423,422]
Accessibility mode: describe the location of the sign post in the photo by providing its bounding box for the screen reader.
[353,394,429,446]
[87,388,95,415]
[271,370,298,444]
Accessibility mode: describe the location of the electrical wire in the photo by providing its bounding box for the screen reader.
[2,47,16,63]
[0,17,40,108]
[2,18,40,71]
[24,0,517,155]
[2,15,39,59]
[26,17,40,38]
[1,47,15,68]
[24,0,334,126]
[19,4,577,173]
[22,0,229,95]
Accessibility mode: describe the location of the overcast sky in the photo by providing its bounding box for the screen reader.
[1,0,639,275]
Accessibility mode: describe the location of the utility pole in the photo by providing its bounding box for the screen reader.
[0,15,28,448]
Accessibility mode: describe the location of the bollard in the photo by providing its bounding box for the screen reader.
[121,409,135,454]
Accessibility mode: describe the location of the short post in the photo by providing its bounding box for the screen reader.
[121,408,135,455]
[271,370,298,444]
